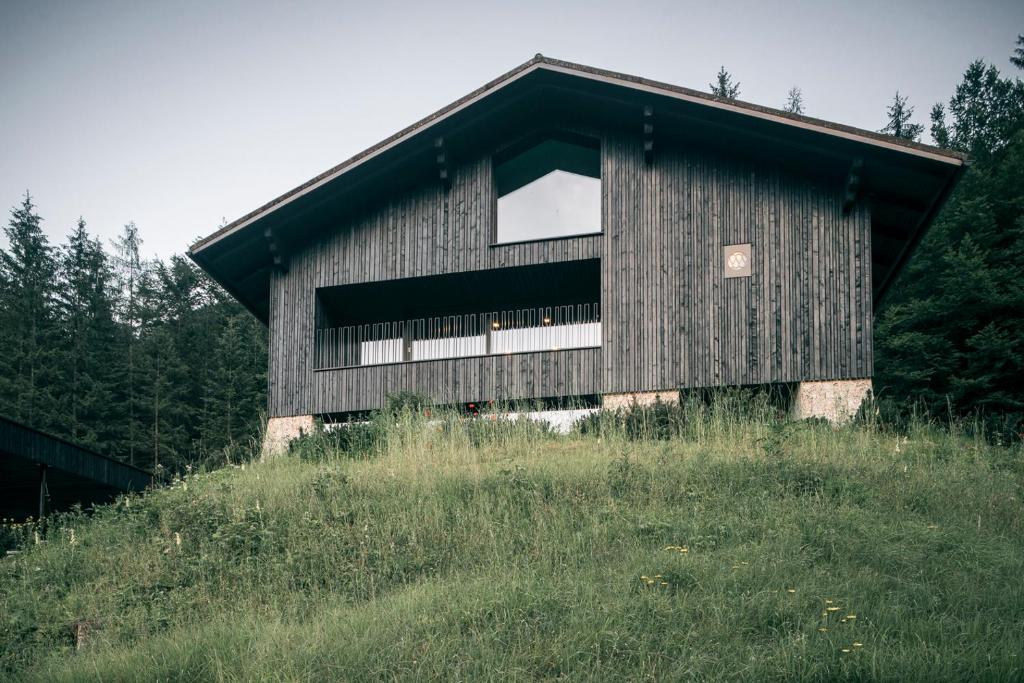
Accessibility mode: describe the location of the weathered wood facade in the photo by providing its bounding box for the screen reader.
[266,133,872,416]
[189,56,964,420]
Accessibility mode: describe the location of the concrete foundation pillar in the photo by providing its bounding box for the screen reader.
[791,379,872,424]
[602,390,680,411]
[261,415,315,459]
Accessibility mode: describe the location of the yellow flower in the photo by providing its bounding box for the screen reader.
[846,614,857,620]
[824,599,833,604]
[827,607,841,612]
[787,588,796,593]
[818,627,828,632]
[853,642,863,648]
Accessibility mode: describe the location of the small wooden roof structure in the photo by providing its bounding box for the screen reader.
[189,55,966,321]
[0,415,152,520]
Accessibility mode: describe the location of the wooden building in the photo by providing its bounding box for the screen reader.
[188,56,965,449]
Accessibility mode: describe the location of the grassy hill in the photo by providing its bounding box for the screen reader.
[2,401,1023,681]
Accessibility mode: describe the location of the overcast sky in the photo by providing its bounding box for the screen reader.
[1,0,1021,259]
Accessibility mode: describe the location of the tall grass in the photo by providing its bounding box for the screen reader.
[1,394,1022,681]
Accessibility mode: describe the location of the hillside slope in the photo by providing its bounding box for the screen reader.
[2,408,1023,681]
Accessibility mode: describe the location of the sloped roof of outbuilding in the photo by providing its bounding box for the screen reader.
[188,55,966,322]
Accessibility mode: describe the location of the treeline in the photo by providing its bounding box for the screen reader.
[875,40,1024,437]
[0,206,267,472]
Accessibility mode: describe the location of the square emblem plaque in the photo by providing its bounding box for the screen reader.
[723,243,751,278]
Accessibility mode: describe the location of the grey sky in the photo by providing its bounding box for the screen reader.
[2,0,1021,260]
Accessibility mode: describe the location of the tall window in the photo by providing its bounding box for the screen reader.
[494,134,601,244]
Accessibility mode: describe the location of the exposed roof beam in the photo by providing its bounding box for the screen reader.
[643,105,654,165]
[264,227,288,273]
[435,136,451,190]
[842,158,863,214]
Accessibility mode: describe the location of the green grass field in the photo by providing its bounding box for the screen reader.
[2,401,1023,681]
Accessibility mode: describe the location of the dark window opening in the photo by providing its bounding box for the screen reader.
[314,260,601,369]
[494,133,601,244]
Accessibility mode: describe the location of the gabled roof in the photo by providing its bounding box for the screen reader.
[189,55,966,321]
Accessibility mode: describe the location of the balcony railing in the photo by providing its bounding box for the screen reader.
[314,302,600,370]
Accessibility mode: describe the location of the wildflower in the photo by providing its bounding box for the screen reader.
[787,588,796,594]
[845,614,856,620]
[827,606,841,612]
[841,648,851,653]
[853,642,863,648]
[818,627,828,632]
[824,599,833,604]
[69,529,77,546]
[660,581,668,586]
[174,532,182,547]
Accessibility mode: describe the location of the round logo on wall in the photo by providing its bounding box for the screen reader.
[727,251,748,270]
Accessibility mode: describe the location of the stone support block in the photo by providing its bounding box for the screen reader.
[602,390,680,411]
[262,415,315,459]
[791,379,872,424]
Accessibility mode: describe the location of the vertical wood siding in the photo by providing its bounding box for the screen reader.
[268,129,872,417]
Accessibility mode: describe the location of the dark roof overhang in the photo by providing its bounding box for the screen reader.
[188,55,966,322]
[0,415,153,519]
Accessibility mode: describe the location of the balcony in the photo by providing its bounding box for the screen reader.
[314,260,600,370]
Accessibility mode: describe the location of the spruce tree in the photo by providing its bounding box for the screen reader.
[111,222,146,465]
[55,218,119,451]
[784,87,804,114]
[710,67,740,99]
[0,193,59,430]
[1011,34,1024,70]
[943,60,1024,160]
[880,91,925,141]
[930,103,951,147]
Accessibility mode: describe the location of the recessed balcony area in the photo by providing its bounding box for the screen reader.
[314,259,601,370]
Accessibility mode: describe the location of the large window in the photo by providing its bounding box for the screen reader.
[314,260,601,369]
[494,134,601,244]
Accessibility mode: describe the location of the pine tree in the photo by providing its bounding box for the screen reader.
[783,87,804,114]
[0,193,60,430]
[710,67,740,99]
[880,91,925,141]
